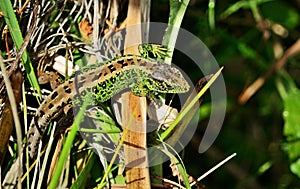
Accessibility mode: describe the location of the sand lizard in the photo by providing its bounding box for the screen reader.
[27,52,190,158]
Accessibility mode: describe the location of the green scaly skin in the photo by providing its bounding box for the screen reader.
[27,45,190,158]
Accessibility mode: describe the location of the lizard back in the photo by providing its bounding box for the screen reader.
[27,55,190,158]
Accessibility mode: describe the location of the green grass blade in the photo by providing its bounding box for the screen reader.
[162,0,190,63]
[70,153,97,189]
[161,67,224,140]
[153,144,191,189]
[220,0,274,19]
[97,110,136,188]
[0,0,41,96]
[48,98,89,189]
[170,156,191,189]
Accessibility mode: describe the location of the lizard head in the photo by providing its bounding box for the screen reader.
[149,63,190,93]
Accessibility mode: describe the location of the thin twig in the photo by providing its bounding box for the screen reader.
[190,153,237,186]
[238,39,300,104]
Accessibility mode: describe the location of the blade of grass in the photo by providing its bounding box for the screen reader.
[161,67,224,140]
[170,156,191,189]
[48,98,89,189]
[37,123,57,189]
[162,0,190,64]
[149,0,191,183]
[219,0,274,19]
[97,108,136,188]
[153,143,191,189]
[167,74,213,147]
[0,55,23,189]
[70,152,97,189]
[0,0,41,96]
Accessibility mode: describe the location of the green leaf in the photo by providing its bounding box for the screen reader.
[277,71,300,178]
[291,159,300,179]
[283,91,300,140]
[257,161,272,175]
[283,140,300,162]
[115,175,126,184]
[281,87,300,178]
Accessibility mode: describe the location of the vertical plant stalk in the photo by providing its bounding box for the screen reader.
[122,0,151,189]
[208,0,216,30]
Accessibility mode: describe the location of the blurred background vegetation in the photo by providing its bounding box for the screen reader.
[151,0,300,188]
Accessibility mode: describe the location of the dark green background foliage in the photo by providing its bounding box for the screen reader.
[152,1,300,188]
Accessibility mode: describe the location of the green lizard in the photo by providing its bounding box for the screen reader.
[27,45,190,158]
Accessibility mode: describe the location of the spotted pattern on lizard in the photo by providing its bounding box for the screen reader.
[27,55,190,158]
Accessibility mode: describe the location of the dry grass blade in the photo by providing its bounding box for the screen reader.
[0,69,23,165]
[0,56,23,189]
